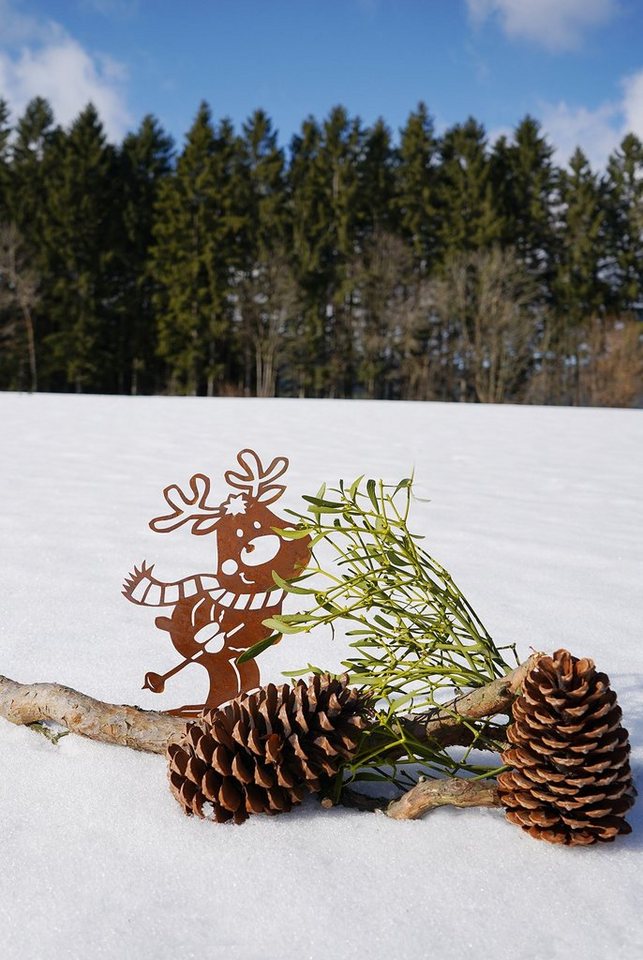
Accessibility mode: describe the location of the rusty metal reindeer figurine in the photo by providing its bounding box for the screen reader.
[123,449,310,717]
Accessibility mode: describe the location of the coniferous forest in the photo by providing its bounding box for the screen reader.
[0,96,641,404]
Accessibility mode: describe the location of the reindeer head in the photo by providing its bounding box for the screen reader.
[150,449,310,593]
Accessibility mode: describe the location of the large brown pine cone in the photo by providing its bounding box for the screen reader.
[497,649,636,845]
[167,674,368,823]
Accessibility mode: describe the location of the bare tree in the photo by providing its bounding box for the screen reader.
[428,247,542,403]
[236,250,299,397]
[349,231,439,400]
[526,315,642,408]
[581,317,643,407]
[0,223,40,392]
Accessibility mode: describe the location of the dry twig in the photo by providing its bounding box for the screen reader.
[386,777,501,819]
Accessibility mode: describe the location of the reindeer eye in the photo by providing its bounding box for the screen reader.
[236,529,243,537]
[253,521,261,529]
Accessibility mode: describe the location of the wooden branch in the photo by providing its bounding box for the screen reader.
[0,676,185,755]
[328,780,501,819]
[0,655,539,757]
[386,777,500,820]
[399,653,542,745]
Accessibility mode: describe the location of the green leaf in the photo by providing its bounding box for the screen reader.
[366,478,380,512]
[393,477,412,496]
[302,495,344,511]
[236,634,282,663]
[347,475,364,499]
[374,614,394,629]
[387,692,417,715]
[271,571,316,594]
[272,526,312,540]
[262,616,306,634]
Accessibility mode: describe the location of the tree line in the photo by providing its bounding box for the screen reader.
[0,96,641,404]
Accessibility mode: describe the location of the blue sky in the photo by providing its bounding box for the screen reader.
[0,0,641,168]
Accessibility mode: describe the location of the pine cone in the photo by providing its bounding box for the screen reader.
[167,674,368,823]
[497,649,635,845]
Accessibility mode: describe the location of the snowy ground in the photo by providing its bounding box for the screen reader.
[1,393,642,960]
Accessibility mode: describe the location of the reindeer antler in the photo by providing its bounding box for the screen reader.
[225,449,288,505]
[150,473,222,535]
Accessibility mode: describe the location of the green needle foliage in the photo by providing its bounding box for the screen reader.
[242,476,517,793]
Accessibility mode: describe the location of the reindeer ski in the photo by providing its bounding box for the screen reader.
[123,449,311,717]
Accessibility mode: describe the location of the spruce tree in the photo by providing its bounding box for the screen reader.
[117,114,174,394]
[502,116,558,291]
[318,107,364,397]
[436,118,498,258]
[10,98,56,245]
[289,108,364,397]
[6,99,58,391]
[395,102,440,271]
[39,104,119,391]
[604,133,643,311]
[555,148,607,326]
[238,109,287,258]
[288,116,325,395]
[488,133,513,247]
[0,99,11,222]
[150,102,243,395]
[236,109,292,395]
[358,117,397,240]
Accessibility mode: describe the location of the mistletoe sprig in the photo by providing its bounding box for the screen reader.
[240,476,518,791]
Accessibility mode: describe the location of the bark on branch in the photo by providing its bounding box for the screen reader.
[326,779,501,819]
[0,676,185,754]
[386,777,501,819]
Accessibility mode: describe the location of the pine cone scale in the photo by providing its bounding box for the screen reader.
[201,769,221,802]
[230,751,254,784]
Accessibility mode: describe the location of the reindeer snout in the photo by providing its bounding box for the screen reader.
[241,534,281,566]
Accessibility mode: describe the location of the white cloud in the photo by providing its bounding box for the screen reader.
[622,70,643,136]
[0,0,132,141]
[537,68,643,168]
[540,100,620,169]
[467,0,619,51]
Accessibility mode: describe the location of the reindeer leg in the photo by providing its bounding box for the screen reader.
[163,704,207,718]
[235,655,260,697]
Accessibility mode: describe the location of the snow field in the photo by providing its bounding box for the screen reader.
[1,393,642,960]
